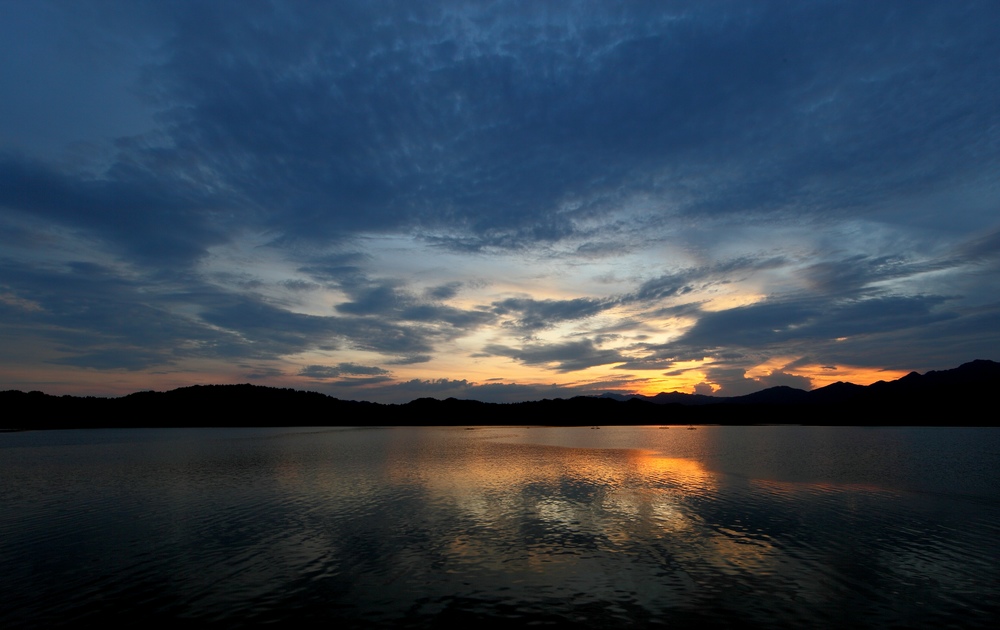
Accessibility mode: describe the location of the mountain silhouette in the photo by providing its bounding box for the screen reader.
[2,360,996,429]
[607,359,1000,408]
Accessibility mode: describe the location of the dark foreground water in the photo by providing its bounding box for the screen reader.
[1,426,998,628]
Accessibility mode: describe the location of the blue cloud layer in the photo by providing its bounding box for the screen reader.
[1,1,998,400]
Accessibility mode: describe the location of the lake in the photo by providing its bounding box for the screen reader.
[1,425,998,628]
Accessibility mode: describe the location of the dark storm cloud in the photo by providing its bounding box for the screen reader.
[491,296,613,332]
[198,293,458,359]
[616,286,961,382]
[51,349,172,372]
[0,154,224,266]
[297,253,370,284]
[954,226,1000,265]
[0,259,222,369]
[0,255,467,370]
[485,339,626,373]
[243,366,286,380]
[612,357,686,372]
[300,363,390,380]
[399,303,493,328]
[806,301,1000,372]
[385,355,432,365]
[804,255,903,296]
[629,257,787,305]
[424,282,463,301]
[31,0,988,253]
[338,363,391,376]
[335,283,408,317]
[2,1,997,264]
[279,279,320,292]
[7,1,1000,250]
[198,297,341,357]
[802,254,955,297]
[678,294,953,352]
[335,278,494,329]
[632,275,694,303]
[299,365,341,379]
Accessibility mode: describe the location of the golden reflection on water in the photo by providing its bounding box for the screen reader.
[284,428,809,587]
[340,426,970,605]
[373,428,791,581]
[382,431,720,509]
[636,454,713,487]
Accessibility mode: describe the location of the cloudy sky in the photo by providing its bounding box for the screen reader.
[1,1,998,402]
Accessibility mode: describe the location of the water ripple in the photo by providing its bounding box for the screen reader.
[1,426,997,628]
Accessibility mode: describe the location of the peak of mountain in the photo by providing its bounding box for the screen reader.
[635,359,1000,407]
[807,380,867,404]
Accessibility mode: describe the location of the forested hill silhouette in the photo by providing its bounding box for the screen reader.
[603,359,1000,407]
[2,360,997,430]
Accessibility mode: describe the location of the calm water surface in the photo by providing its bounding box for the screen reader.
[1,426,998,628]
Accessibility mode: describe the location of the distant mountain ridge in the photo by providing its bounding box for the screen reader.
[2,360,997,429]
[603,359,1000,407]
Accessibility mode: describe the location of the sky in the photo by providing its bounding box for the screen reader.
[1,1,999,403]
